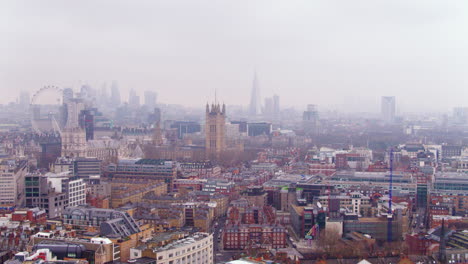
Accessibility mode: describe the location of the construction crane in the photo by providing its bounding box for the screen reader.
[387,147,394,242]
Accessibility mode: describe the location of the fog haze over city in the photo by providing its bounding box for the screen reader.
[6,2,468,263]
[2,0,468,112]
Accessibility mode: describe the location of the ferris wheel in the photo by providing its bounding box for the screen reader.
[30,85,64,134]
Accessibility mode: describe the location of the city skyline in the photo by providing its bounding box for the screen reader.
[2,2,468,263]
[2,1,468,112]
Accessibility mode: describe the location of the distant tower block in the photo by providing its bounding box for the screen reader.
[205,103,226,158]
[381,96,396,123]
[249,71,261,116]
[153,122,163,146]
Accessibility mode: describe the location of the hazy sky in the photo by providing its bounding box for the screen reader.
[2,0,468,112]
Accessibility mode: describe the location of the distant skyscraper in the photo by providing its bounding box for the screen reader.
[19,91,30,111]
[205,103,226,158]
[110,81,121,106]
[263,94,280,119]
[129,89,140,108]
[303,104,319,135]
[63,88,74,104]
[453,107,468,124]
[381,96,396,123]
[79,109,95,141]
[273,94,280,117]
[79,84,91,99]
[144,90,157,110]
[65,99,85,129]
[98,83,109,107]
[249,72,261,116]
[263,97,273,116]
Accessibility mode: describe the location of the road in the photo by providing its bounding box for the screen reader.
[411,208,427,233]
[212,216,241,263]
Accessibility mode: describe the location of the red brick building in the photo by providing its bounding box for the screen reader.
[367,161,388,172]
[11,208,47,224]
[405,233,436,255]
[172,179,205,193]
[223,205,287,250]
[309,163,336,176]
[223,224,287,250]
[86,195,110,209]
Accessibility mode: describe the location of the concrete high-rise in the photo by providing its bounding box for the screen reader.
[303,104,319,135]
[273,94,280,117]
[249,72,261,116]
[19,91,30,111]
[263,94,280,119]
[62,88,73,104]
[129,88,140,108]
[381,96,396,123]
[110,81,121,106]
[205,103,226,158]
[263,97,273,116]
[144,90,157,110]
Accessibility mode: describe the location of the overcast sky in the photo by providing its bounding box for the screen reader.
[2,0,468,112]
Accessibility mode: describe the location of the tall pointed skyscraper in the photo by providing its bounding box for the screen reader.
[249,71,261,116]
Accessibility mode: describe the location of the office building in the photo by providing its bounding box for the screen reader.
[264,97,273,116]
[19,91,30,111]
[148,107,161,125]
[381,96,396,123]
[273,94,280,118]
[0,159,28,206]
[79,109,95,141]
[247,122,272,137]
[46,172,87,207]
[144,90,157,110]
[105,159,176,189]
[129,88,140,109]
[130,232,213,264]
[290,204,315,238]
[249,72,261,116]
[53,157,101,180]
[30,235,118,264]
[453,107,468,124]
[110,81,121,106]
[25,173,68,218]
[62,88,73,104]
[170,121,201,139]
[303,104,319,135]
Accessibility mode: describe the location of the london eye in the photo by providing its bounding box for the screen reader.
[30,85,64,134]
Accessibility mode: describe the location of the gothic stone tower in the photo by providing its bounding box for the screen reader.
[61,99,87,158]
[205,103,226,159]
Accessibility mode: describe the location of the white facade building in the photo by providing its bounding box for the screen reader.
[130,233,213,264]
[46,172,86,207]
[0,160,27,206]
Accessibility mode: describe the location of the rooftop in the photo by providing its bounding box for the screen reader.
[135,159,171,165]
[151,232,210,253]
